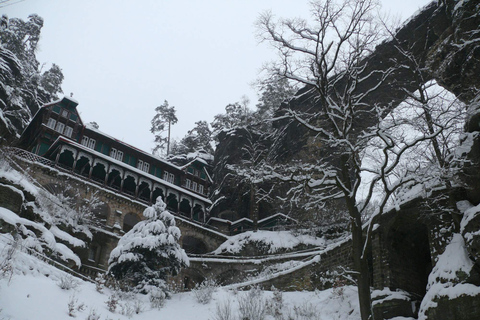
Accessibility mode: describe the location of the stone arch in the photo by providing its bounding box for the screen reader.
[182,235,208,254]
[91,202,110,223]
[123,212,141,233]
[386,214,432,298]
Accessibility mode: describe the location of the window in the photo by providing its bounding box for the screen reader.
[81,136,89,146]
[143,162,150,173]
[198,184,204,194]
[117,150,123,161]
[137,159,143,170]
[55,122,65,134]
[87,138,96,149]
[64,126,73,138]
[61,109,69,118]
[46,118,56,129]
[163,171,175,184]
[192,181,198,192]
[186,179,192,189]
[52,105,61,113]
[88,245,98,262]
[110,148,123,161]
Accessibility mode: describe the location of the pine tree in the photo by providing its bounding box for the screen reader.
[108,198,189,295]
[151,100,178,156]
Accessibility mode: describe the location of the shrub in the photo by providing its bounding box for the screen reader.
[238,286,266,320]
[212,299,235,320]
[58,274,80,290]
[193,279,217,304]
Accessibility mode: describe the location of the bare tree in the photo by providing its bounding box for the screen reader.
[255,1,448,319]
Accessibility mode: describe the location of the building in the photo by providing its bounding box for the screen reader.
[18,96,212,224]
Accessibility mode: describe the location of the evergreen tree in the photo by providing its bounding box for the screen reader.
[151,100,178,156]
[108,198,189,296]
[0,14,64,139]
[170,120,214,156]
[255,76,296,121]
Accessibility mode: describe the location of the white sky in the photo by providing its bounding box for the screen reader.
[3,0,431,153]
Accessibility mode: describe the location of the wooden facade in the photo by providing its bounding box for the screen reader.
[18,97,212,223]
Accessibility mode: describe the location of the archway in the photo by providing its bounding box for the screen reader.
[107,169,122,190]
[386,216,432,299]
[123,212,141,233]
[193,204,205,222]
[123,175,137,196]
[91,163,106,184]
[152,187,165,203]
[138,181,151,202]
[58,149,75,168]
[74,156,91,177]
[179,198,192,218]
[182,235,208,254]
[166,193,178,212]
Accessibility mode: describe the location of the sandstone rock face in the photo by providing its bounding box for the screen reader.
[0,182,24,214]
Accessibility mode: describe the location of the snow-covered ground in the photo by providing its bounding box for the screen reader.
[0,234,361,320]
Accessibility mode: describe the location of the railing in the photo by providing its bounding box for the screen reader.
[4,147,57,168]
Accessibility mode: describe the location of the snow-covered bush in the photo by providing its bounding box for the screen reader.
[149,287,166,309]
[238,286,266,320]
[105,293,119,313]
[58,274,80,290]
[212,299,234,320]
[67,294,85,317]
[193,279,217,304]
[86,308,100,320]
[292,301,321,320]
[266,286,284,320]
[108,198,189,296]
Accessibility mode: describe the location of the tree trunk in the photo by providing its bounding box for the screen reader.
[167,120,171,155]
[352,214,373,320]
[250,183,258,231]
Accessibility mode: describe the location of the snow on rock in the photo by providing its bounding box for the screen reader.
[213,230,325,255]
[418,233,480,319]
[0,207,81,267]
[371,288,411,306]
[49,225,85,248]
[455,132,479,157]
[458,201,480,234]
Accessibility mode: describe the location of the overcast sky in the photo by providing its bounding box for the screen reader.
[3,0,431,153]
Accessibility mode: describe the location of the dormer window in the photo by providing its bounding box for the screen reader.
[61,109,69,118]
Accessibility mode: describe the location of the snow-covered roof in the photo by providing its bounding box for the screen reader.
[84,125,184,171]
